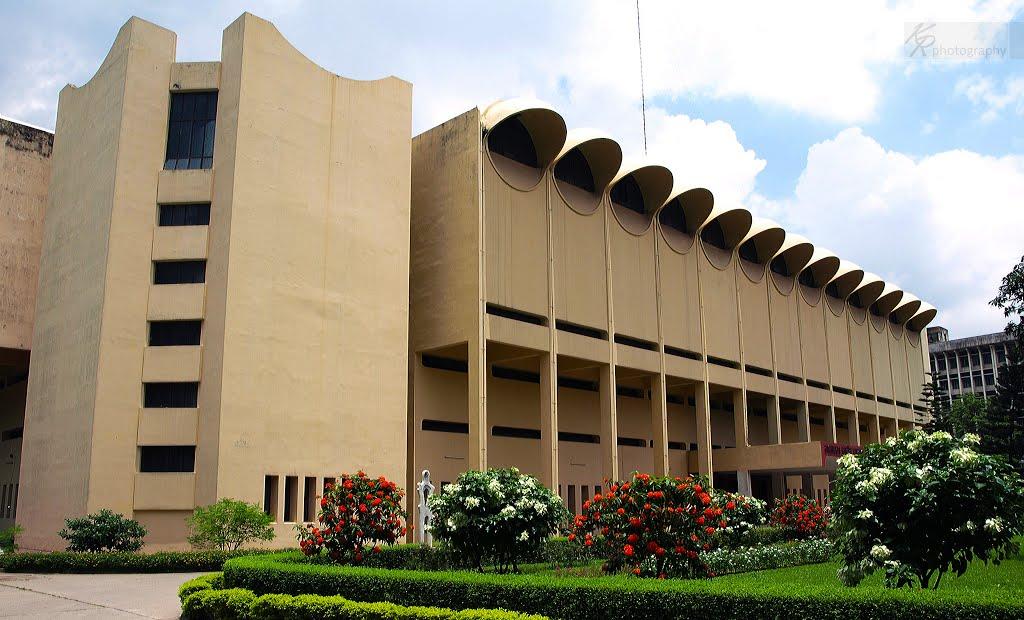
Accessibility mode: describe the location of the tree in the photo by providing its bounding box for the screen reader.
[921,377,951,433]
[830,430,1024,589]
[991,254,1024,343]
[59,509,148,553]
[187,498,275,551]
[948,394,988,436]
[989,255,1024,470]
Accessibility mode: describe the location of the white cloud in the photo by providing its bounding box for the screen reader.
[757,128,1024,337]
[955,74,1024,122]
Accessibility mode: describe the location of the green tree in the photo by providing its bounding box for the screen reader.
[989,255,1024,470]
[921,377,951,433]
[187,498,275,550]
[991,254,1024,342]
[948,394,988,436]
[59,509,147,553]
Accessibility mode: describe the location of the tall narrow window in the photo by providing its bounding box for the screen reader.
[264,475,279,518]
[303,477,317,522]
[159,203,210,226]
[284,476,298,523]
[165,91,217,170]
[139,446,195,472]
[153,260,206,284]
[149,320,202,346]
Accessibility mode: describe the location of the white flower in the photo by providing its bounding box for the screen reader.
[964,520,976,532]
[857,509,874,520]
[518,531,529,542]
[985,518,1004,533]
[446,517,456,528]
[533,501,547,515]
[870,545,891,561]
[445,483,461,494]
[837,454,859,470]
[908,438,924,452]
[963,433,982,446]
[855,480,877,495]
[868,467,894,486]
[464,496,480,509]
[500,505,516,517]
[929,431,953,443]
[951,448,977,464]
[885,436,897,447]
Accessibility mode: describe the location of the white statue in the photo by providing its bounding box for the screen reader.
[416,469,435,546]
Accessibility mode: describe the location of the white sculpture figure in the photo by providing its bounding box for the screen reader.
[416,469,435,546]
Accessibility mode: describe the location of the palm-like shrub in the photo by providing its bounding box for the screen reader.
[831,430,1024,589]
[59,509,147,552]
[428,468,567,572]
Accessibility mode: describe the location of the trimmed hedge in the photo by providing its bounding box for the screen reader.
[0,548,291,573]
[701,539,834,575]
[221,552,1024,620]
[179,572,547,619]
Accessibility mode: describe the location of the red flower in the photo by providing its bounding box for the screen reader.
[623,544,635,557]
[627,533,639,543]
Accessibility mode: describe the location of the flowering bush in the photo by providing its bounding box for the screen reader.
[831,430,1024,589]
[296,471,407,565]
[701,539,834,576]
[570,472,736,578]
[712,491,767,545]
[428,468,568,572]
[769,495,828,539]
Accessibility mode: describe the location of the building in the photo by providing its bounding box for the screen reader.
[12,14,411,550]
[0,116,52,532]
[927,327,1014,401]
[407,101,937,517]
[3,14,940,550]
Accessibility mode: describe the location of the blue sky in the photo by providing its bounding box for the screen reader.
[1,1,1022,337]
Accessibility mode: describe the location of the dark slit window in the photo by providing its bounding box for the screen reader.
[153,260,206,284]
[610,175,645,214]
[159,203,210,226]
[554,148,595,192]
[658,200,688,233]
[149,320,202,346]
[770,256,792,277]
[701,220,728,250]
[738,239,761,263]
[487,116,538,167]
[165,91,217,170]
[139,446,195,473]
[144,382,199,408]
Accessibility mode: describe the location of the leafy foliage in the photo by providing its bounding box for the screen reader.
[1,524,22,553]
[296,471,407,565]
[947,394,988,436]
[187,498,274,551]
[831,430,1024,588]
[991,254,1024,343]
[58,509,147,553]
[701,539,834,576]
[769,495,828,539]
[921,378,951,434]
[712,491,767,546]
[428,468,567,573]
[0,548,287,573]
[569,472,738,578]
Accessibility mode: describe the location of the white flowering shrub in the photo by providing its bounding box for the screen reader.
[831,430,1024,589]
[711,491,767,547]
[428,468,569,572]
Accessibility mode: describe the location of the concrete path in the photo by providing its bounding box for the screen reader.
[0,572,206,619]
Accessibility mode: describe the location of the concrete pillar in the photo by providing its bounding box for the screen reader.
[822,405,837,442]
[767,396,782,444]
[867,414,881,444]
[732,389,748,449]
[694,382,713,477]
[599,364,619,482]
[737,470,752,496]
[797,401,811,442]
[539,353,558,490]
[846,411,860,446]
[467,341,487,470]
[650,373,669,476]
[771,472,785,500]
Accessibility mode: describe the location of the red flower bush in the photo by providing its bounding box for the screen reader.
[569,472,736,578]
[296,471,407,564]
[769,494,827,539]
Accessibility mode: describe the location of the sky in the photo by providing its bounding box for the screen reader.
[1,0,1022,338]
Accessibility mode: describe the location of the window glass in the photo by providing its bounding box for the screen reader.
[165,92,217,170]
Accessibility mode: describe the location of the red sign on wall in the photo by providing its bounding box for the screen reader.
[821,442,863,468]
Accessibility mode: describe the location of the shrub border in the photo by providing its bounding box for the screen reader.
[222,552,1024,620]
[0,549,291,574]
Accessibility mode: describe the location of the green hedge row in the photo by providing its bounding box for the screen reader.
[0,548,291,573]
[178,573,548,620]
[701,539,834,575]
[221,553,1024,620]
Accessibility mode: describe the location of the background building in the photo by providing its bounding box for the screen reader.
[15,14,412,550]
[0,116,51,532]
[928,326,1014,401]
[407,101,937,518]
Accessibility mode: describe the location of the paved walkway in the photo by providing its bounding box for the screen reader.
[0,572,206,619]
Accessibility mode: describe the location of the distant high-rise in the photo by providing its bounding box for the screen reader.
[928,327,1014,401]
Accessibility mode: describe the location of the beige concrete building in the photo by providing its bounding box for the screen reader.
[4,14,939,549]
[408,100,937,515]
[13,14,411,550]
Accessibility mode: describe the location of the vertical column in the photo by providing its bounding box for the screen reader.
[767,395,782,444]
[796,401,811,442]
[650,373,669,476]
[737,470,752,496]
[823,405,837,442]
[539,353,558,490]
[467,340,488,471]
[732,389,748,449]
[867,414,881,444]
[694,382,714,477]
[847,411,860,446]
[599,364,619,482]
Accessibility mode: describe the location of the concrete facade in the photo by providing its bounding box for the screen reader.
[928,327,1014,401]
[14,14,412,550]
[0,117,51,531]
